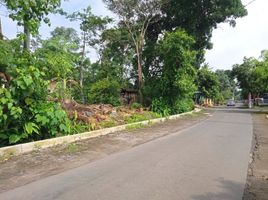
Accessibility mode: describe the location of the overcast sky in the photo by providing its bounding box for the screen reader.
[0,0,267,70]
[206,0,268,70]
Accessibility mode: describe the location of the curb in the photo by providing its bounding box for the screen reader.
[0,108,201,157]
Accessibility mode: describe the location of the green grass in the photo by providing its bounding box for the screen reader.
[100,120,117,128]
[124,111,161,124]
[126,123,146,130]
[66,143,78,153]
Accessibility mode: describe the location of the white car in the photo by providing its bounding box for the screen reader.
[227,100,235,106]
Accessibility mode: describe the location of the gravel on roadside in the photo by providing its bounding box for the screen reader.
[243,113,268,200]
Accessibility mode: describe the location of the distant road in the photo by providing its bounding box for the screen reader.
[0,108,253,200]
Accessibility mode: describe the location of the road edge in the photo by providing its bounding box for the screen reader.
[0,108,202,157]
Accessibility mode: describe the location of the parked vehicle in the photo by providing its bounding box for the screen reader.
[227,99,236,106]
[255,93,268,106]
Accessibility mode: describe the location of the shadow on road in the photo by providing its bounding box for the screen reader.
[191,178,245,200]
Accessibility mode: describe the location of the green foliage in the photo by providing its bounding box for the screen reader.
[99,120,117,128]
[67,6,112,103]
[232,57,259,98]
[71,122,91,134]
[145,0,247,65]
[151,98,172,116]
[68,6,112,41]
[215,69,234,101]
[88,78,121,106]
[0,66,71,147]
[254,62,268,94]
[159,30,197,97]
[124,113,151,124]
[0,0,251,148]
[126,123,146,130]
[232,50,268,99]
[149,30,197,115]
[174,99,194,114]
[34,27,80,100]
[36,33,77,80]
[66,143,78,153]
[50,27,80,51]
[103,0,162,103]
[197,66,221,99]
[0,88,23,144]
[31,101,71,137]
[131,102,142,109]
[3,0,61,35]
[0,40,14,67]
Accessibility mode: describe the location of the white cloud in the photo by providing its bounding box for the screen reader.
[205,0,268,70]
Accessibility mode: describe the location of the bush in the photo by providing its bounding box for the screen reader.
[152,97,194,116]
[88,78,121,106]
[131,102,142,109]
[0,66,71,147]
[124,113,150,124]
[174,99,194,114]
[151,98,172,116]
[146,30,197,115]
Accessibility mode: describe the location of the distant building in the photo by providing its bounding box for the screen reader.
[120,89,138,105]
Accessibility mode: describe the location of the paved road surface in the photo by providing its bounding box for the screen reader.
[0,109,253,200]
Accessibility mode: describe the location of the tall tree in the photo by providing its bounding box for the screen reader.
[103,0,162,103]
[147,0,247,64]
[215,70,235,100]
[35,27,79,100]
[232,57,258,98]
[99,27,134,85]
[68,6,111,103]
[2,0,62,50]
[150,30,197,114]
[197,66,220,100]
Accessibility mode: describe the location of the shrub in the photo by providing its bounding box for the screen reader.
[0,66,71,147]
[151,98,172,116]
[124,113,151,123]
[174,99,194,114]
[131,102,142,109]
[88,78,120,106]
[152,97,194,116]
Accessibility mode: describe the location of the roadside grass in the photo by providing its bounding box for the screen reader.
[0,108,203,159]
[252,105,268,109]
[0,149,16,162]
[66,143,78,154]
[126,123,146,130]
[98,111,162,129]
[99,120,117,128]
[124,112,161,124]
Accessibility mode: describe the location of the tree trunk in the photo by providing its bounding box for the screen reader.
[136,47,144,104]
[0,18,3,40]
[23,24,30,51]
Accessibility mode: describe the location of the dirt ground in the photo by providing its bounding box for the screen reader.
[0,110,211,193]
[243,113,268,200]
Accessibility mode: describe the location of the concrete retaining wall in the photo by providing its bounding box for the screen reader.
[0,108,201,157]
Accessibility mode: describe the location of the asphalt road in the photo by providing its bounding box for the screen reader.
[0,109,253,200]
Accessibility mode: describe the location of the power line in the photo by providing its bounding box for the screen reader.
[245,0,257,7]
